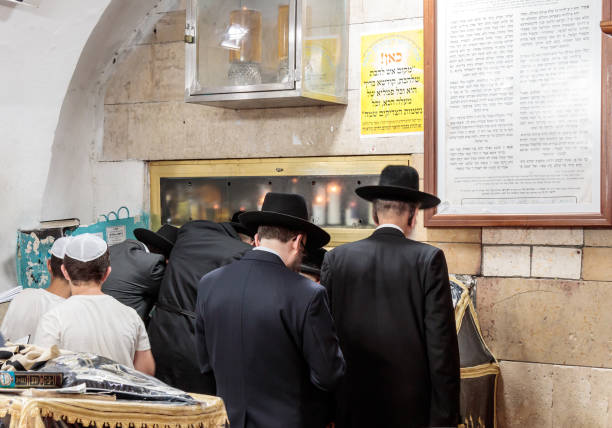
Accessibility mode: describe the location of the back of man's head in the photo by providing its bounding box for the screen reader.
[63,234,110,286]
[48,237,71,282]
[257,225,302,243]
[373,199,419,226]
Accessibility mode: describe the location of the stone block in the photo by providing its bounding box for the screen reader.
[497,361,553,428]
[105,44,155,104]
[482,227,583,246]
[140,10,186,44]
[551,365,612,427]
[482,246,530,277]
[497,361,612,428]
[531,246,582,280]
[582,247,612,281]
[584,228,612,247]
[102,104,129,160]
[104,94,426,161]
[477,277,612,368]
[127,102,187,160]
[428,242,481,275]
[154,0,186,13]
[350,0,422,24]
[348,18,423,91]
[425,228,481,244]
[153,42,185,102]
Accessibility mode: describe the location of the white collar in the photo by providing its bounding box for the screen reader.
[253,246,282,259]
[376,224,405,234]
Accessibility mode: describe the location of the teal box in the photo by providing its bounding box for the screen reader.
[16,207,150,289]
[69,207,150,245]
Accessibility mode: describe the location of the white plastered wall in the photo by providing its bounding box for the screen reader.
[0,0,177,291]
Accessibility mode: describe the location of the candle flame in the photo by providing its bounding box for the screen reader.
[350,201,356,207]
[291,178,298,183]
[315,196,324,204]
[328,184,339,193]
[213,204,219,210]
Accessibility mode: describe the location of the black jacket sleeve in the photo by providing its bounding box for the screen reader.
[301,288,346,392]
[320,252,333,309]
[423,249,461,427]
[195,289,212,374]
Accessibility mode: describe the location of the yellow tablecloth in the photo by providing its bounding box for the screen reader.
[0,392,228,428]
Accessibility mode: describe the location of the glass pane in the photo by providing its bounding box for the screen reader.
[301,0,347,98]
[195,0,293,91]
[160,175,378,228]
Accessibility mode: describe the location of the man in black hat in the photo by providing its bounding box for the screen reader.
[101,224,179,323]
[195,192,346,428]
[229,210,255,245]
[321,165,460,428]
[133,224,179,261]
[147,219,252,394]
[300,247,327,283]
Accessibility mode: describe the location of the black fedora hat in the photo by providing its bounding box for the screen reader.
[133,224,179,258]
[300,247,327,277]
[239,192,330,249]
[230,210,255,238]
[355,165,440,209]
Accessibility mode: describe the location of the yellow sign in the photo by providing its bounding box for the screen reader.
[361,29,424,136]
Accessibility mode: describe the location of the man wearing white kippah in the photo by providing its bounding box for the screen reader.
[33,234,155,375]
[1,236,72,343]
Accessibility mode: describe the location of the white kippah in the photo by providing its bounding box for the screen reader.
[49,236,71,259]
[65,234,108,262]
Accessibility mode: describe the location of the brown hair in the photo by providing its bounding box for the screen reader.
[373,199,419,225]
[257,225,303,243]
[62,251,110,285]
[48,255,65,279]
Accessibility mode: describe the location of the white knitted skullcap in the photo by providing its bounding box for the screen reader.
[49,236,71,259]
[65,234,108,262]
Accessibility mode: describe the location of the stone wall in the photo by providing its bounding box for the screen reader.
[102,1,612,426]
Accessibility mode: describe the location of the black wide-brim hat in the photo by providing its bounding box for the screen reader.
[300,247,327,276]
[134,224,179,257]
[239,192,330,249]
[355,165,441,209]
[230,210,255,238]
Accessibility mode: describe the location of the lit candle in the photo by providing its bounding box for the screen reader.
[312,183,327,225]
[229,8,262,63]
[327,183,341,225]
[344,201,357,226]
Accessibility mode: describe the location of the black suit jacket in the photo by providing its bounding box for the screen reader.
[196,249,346,428]
[103,240,165,321]
[147,221,252,393]
[321,227,460,428]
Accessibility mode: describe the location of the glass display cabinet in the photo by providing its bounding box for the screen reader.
[149,156,412,247]
[184,0,348,108]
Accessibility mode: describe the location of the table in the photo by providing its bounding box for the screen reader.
[0,392,228,428]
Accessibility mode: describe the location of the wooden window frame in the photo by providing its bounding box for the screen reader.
[424,0,612,227]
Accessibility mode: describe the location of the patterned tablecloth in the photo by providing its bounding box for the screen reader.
[0,392,228,428]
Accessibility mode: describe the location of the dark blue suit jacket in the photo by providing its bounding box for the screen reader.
[196,249,346,428]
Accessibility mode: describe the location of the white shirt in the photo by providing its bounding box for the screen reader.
[33,294,150,368]
[1,288,65,342]
[253,246,282,259]
[376,224,405,233]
